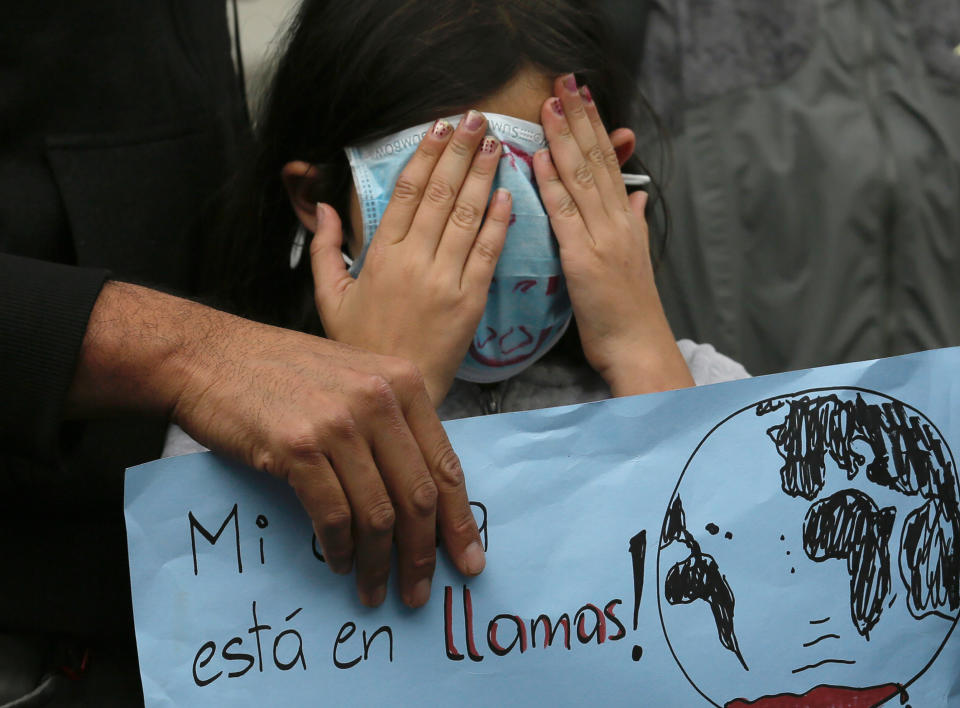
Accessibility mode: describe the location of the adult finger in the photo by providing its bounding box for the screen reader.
[554,74,620,212]
[376,118,455,245]
[326,427,398,607]
[309,203,352,319]
[462,188,511,292]
[539,96,608,234]
[407,110,488,255]
[368,400,440,609]
[532,146,591,249]
[434,135,502,274]
[579,87,631,210]
[286,453,355,576]
[382,359,486,579]
[340,364,440,608]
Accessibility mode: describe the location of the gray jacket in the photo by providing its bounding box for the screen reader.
[639,0,960,375]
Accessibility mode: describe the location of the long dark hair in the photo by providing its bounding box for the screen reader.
[207,0,665,334]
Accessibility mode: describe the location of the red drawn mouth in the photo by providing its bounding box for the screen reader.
[725,683,902,708]
[467,326,555,367]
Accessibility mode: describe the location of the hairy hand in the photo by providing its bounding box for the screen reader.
[70,282,486,608]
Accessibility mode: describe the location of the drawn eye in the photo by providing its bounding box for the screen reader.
[513,280,537,293]
[475,327,497,348]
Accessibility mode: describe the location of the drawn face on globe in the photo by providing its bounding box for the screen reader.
[657,389,959,707]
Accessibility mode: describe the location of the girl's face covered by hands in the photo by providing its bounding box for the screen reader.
[285,65,690,406]
[339,68,603,385]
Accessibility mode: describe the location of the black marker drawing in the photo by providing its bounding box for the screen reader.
[763,393,959,623]
[660,496,747,670]
[802,633,840,648]
[655,388,958,708]
[629,530,646,632]
[802,489,896,638]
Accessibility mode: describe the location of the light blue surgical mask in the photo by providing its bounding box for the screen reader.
[343,113,647,385]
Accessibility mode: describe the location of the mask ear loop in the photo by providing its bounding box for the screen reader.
[290,224,354,270]
[621,173,651,187]
[290,226,307,269]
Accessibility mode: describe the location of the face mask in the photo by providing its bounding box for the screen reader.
[343,113,650,385]
[343,113,567,383]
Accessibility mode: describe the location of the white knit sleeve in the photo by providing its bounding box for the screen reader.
[676,339,751,385]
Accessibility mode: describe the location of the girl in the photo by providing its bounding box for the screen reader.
[166,0,747,603]
[198,0,746,415]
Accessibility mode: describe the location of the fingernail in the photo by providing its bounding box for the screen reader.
[432,119,453,138]
[480,136,499,153]
[464,110,484,131]
[562,74,577,93]
[331,559,351,575]
[367,584,387,606]
[408,578,431,608]
[494,187,511,203]
[579,85,593,104]
[315,202,325,229]
[463,541,486,575]
[549,97,564,117]
[535,148,552,164]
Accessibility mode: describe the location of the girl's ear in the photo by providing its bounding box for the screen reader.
[608,128,636,167]
[281,161,322,232]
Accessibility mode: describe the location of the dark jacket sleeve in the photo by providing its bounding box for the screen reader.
[0,253,109,461]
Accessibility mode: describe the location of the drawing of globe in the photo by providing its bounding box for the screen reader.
[656,388,959,708]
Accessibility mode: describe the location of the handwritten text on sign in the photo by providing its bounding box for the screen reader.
[183,498,647,684]
[126,348,960,707]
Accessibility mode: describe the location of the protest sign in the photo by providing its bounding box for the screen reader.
[125,347,960,706]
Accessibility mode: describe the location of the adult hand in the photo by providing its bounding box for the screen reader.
[68,281,486,608]
[310,111,512,406]
[533,75,694,396]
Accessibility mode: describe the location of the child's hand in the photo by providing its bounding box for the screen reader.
[534,75,694,396]
[310,111,511,406]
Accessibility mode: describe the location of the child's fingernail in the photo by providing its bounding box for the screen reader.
[494,188,511,203]
[549,97,564,117]
[432,119,453,138]
[579,85,593,104]
[464,110,484,131]
[562,73,577,93]
[315,202,325,228]
[535,148,552,164]
[480,136,499,153]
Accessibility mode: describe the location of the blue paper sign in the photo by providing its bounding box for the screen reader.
[125,348,960,707]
